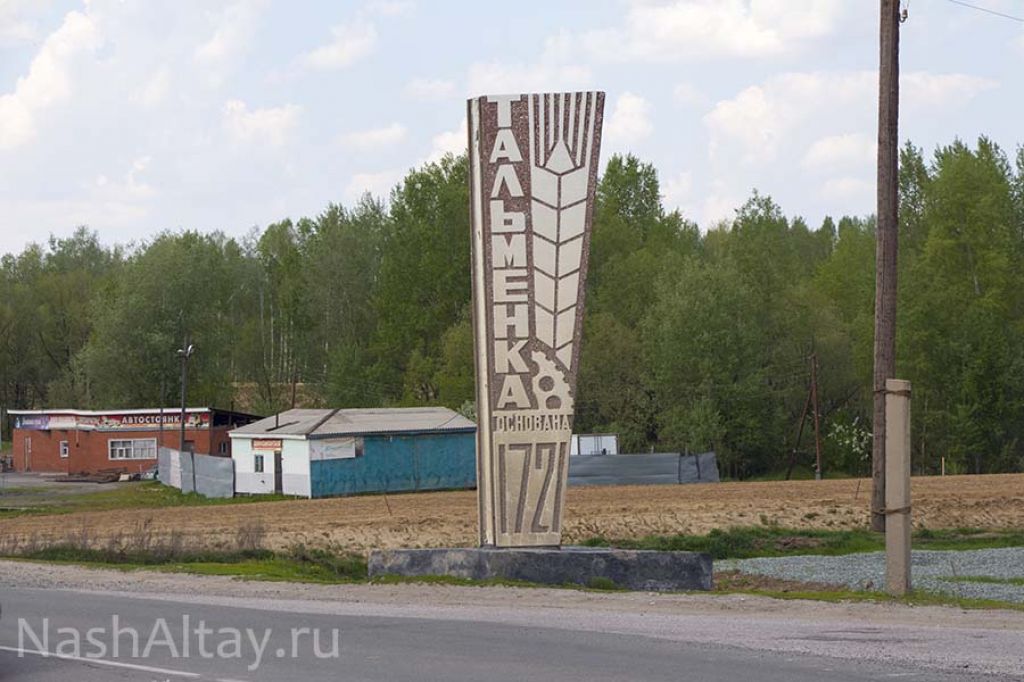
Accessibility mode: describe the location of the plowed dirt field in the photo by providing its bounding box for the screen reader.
[1,474,1021,552]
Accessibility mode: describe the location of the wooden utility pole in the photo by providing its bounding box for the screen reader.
[873,0,901,532]
[784,388,812,481]
[811,353,823,480]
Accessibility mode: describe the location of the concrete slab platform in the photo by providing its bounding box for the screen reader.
[368,546,713,592]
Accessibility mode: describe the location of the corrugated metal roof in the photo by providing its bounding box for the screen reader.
[8,408,212,416]
[230,407,476,439]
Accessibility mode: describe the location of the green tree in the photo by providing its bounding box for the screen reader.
[372,154,470,403]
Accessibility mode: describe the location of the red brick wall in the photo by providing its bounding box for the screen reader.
[11,427,232,474]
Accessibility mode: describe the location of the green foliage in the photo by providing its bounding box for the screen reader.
[434,312,475,409]
[372,154,470,404]
[585,576,623,591]
[283,544,368,581]
[17,544,274,566]
[9,544,367,584]
[3,140,1024,476]
[582,526,1024,560]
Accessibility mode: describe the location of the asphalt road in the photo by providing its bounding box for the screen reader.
[0,587,1008,682]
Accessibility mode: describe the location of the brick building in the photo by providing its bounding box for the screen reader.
[9,408,260,475]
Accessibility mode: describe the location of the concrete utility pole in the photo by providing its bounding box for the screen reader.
[885,379,912,596]
[872,0,901,533]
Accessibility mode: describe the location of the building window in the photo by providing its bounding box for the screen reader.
[254,454,265,473]
[59,441,69,459]
[108,439,158,460]
[354,437,364,458]
[218,441,228,455]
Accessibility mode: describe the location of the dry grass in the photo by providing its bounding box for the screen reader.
[1,474,1022,553]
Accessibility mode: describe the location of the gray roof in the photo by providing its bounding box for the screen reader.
[230,407,476,439]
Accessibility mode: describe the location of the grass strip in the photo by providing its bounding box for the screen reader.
[941,575,1024,586]
[0,481,295,518]
[9,544,367,583]
[581,526,1024,560]
[5,546,1024,611]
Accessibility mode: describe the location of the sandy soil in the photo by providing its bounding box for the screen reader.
[1,474,1022,552]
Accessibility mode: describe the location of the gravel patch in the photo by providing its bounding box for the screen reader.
[719,547,1024,603]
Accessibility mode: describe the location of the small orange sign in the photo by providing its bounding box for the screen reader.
[252,439,283,451]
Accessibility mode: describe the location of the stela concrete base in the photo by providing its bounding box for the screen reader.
[368,546,713,592]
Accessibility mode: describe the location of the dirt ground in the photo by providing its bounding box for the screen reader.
[0,474,1022,552]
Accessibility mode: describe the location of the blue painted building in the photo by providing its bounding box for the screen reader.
[229,407,476,498]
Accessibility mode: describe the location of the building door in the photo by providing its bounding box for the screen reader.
[23,437,31,471]
[274,451,283,494]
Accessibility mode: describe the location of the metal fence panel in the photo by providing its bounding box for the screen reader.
[157,448,173,486]
[568,452,719,486]
[194,453,235,498]
[568,453,681,486]
[158,447,182,488]
[178,452,195,494]
[158,448,234,498]
[678,452,720,484]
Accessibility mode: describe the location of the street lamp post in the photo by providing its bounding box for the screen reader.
[177,337,196,492]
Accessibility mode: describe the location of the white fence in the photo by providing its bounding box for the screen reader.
[158,447,234,498]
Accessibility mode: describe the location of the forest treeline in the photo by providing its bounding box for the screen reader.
[2,138,1023,478]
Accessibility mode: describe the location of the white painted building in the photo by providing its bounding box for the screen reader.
[570,433,619,456]
[231,432,313,497]
[229,407,476,498]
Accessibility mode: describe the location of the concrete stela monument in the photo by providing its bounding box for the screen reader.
[368,91,712,590]
[468,92,604,548]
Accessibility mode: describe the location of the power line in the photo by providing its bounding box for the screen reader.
[945,0,1024,22]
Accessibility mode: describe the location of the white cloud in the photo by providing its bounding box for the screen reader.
[606,92,653,147]
[425,118,467,163]
[345,170,401,202]
[3,198,150,247]
[222,99,300,147]
[0,9,101,151]
[194,0,267,85]
[702,182,742,227]
[672,82,706,107]
[700,68,996,228]
[465,61,592,96]
[662,170,694,215]
[0,0,40,47]
[405,77,456,101]
[300,21,377,70]
[93,156,157,202]
[365,1,414,17]
[802,132,875,170]
[704,70,996,166]
[0,17,34,47]
[704,72,870,165]
[0,20,33,45]
[821,176,872,201]
[134,67,171,109]
[339,122,407,150]
[902,72,998,108]
[548,0,845,63]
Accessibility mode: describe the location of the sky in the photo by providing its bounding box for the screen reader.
[0,0,1021,256]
